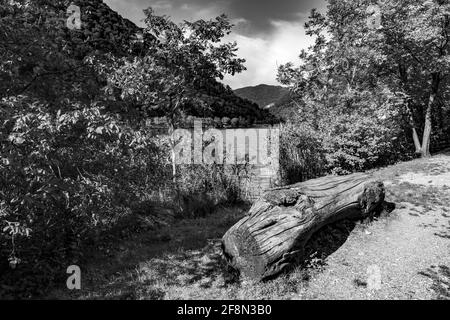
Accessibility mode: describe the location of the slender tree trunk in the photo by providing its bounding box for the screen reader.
[412,127,422,153]
[420,73,440,158]
[168,120,176,184]
[409,114,422,154]
[421,103,433,157]
[168,116,182,212]
[406,104,422,153]
[399,65,422,154]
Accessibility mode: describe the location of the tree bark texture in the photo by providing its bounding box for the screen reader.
[222,173,386,281]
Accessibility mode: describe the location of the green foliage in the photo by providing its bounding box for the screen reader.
[0,1,260,298]
[107,8,248,125]
[0,96,171,296]
[221,117,231,126]
[276,0,449,173]
[213,117,223,128]
[234,84,290,109]
[279,122,326,184]
[175,162,251,218]
[321,111,408,174]
[0,0,144,105]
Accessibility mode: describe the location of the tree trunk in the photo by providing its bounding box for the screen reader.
[406,104,421,153]
[412,127,422,154]
[168,119,176,184]
[222,173,385,281]
[421,104,432,158]
[397,64,435,156]
[420,73,440,158]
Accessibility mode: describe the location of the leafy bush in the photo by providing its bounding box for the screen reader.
[279,122,327,184]
[221,117,231,126]
[0,96,170,297]
[174,162,252,217]
[0,1,262,298]
[213,117,222,128]
[0,97,255,297]
[322,111,409,175]
[279,102,414,180]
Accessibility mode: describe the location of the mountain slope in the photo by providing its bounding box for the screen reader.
[46,0,275,122]
[234,84,303,121]
[234,84,289,109]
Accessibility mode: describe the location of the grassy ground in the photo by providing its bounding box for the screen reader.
[49,152,450,300]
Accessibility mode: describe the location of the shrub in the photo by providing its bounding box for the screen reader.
[186,116,194,126]
[0,96,256,297]
[321,111,412,175]
[174,161,252,216]
[221,117,231,126]
[0,97,170,297]
[238,116,247,127]
[279,103,414,179]
[214,117,222,128]
[279,122,327,184]
[204,117,214,127]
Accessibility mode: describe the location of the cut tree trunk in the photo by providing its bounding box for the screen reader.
[222,173,386,281]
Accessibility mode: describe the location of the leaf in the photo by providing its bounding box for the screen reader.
[95,127,104,134]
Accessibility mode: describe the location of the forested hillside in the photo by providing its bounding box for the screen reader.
[234,84,289,108]
[234,84,308,122]
[1,0,273,122]
[277,0,450,181]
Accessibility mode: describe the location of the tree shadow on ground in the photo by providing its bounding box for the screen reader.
[103,240,233,300]
[296,201,396,274]
[77,206,247,300]
[247,201,397,283]
[373,151,450,185]
[302,219,357,268]
[419,265,450,300]
[75,200,400,299]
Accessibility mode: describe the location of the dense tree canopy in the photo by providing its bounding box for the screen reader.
[278,0,450,160]
[0,0,267,297]
[0,0,269,121]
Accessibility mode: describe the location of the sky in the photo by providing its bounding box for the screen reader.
[104,0,327,89]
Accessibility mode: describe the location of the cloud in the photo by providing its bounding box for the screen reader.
[105,0,322,35]
[104,0,221,26]
[152,1,173,10]
[225,0,318,37]
[103,0,326,88]
[223,19,316,89]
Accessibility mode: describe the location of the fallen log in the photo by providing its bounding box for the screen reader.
[222,173,386,281]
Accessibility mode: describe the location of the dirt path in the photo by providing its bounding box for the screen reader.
[51,153,450,300]
[295,154,450,300]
